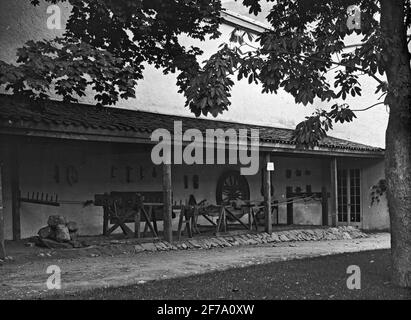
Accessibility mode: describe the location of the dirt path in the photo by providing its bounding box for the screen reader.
[0,233,389,299]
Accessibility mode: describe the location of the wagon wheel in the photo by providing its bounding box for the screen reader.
[216,170,250,221]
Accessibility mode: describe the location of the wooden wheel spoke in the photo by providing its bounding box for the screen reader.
[216,170,250,221]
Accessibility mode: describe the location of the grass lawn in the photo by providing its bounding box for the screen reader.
[47,249,410,300]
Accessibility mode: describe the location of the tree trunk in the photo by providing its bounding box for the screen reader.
[381,0,411,288]
[386,99,411,288]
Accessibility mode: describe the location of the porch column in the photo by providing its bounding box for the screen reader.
[330,157,338,226]
[264,153,272,233]
[162,163,173,243]
[0,162,6,259]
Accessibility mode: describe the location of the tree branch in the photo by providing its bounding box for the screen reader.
[351,102,385,112]
[300,54,385,85]
[228,35,385,85]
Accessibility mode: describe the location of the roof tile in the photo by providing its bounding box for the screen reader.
[0,95,383,153]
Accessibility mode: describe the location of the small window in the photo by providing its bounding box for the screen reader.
[286,169,292,178]
[183,175,188,189]
[296,169,302,177]
[305,170,311,176]
[306,185,312,193]
[295,186,302,193]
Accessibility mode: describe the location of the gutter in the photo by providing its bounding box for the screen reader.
[221,10,270,34]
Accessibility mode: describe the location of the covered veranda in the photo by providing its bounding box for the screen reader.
[0,95,385,258]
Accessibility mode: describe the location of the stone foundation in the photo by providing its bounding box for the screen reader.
[135,226,368,253]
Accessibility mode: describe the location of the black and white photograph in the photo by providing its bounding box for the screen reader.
[0,0,410,309]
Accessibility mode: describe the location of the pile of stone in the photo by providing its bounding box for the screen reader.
[36,215,84,249]
[134,226,369,253]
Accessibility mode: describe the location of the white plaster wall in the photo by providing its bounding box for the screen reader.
[3,138,335,239]
[360,160,389,230]
[338,158,389,230]
[0,0,388,148]
[173,155,329,227]
[268,156,329,225]
[3,140,163,238]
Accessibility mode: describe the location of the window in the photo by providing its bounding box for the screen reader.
[337,169,348,222]
[349,169,361,223]
[338,169,361,223]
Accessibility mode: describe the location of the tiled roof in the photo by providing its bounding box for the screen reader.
[0,95,383,153]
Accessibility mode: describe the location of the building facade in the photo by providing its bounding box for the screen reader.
[0,1,389,241]
[0,96,388,240]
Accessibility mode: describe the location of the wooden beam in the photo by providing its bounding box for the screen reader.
[162,163,173,243]
[330,158,338,226]
[321,186,328,226]
[264,153,272,233]
[10,144,20,241]
[134,207,141,239]
[0,163,6,259]
[286,186,293,225]
[102,207,108,236]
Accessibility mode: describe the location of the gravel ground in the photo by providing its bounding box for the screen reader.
[46,249,411,300]
[0,233,390,299]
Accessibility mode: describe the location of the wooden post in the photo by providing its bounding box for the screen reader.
[321,186,328,226]
[134,210,141,238]
[162,163,173,243]
[10,144,20,241]
[0,163,6,259]
[286,186,293,225]
[330,157,338,226]
[102,206,108,236]
[264,153,272,233]
[273,200,279,225]
[134,194,142,238]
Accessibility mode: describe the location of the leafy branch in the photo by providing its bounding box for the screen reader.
[371,179,387,205]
